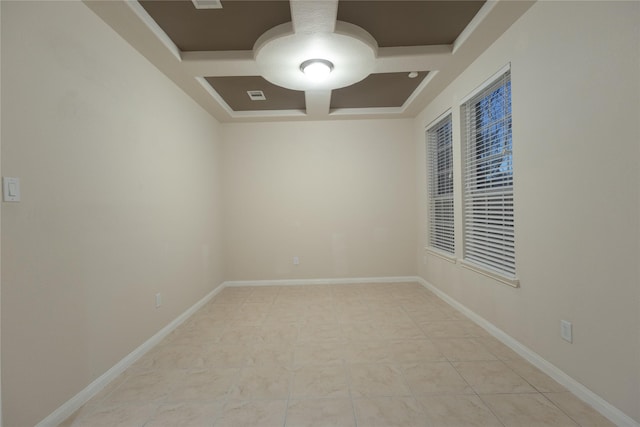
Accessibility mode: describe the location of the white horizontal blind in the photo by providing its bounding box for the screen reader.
[462,70,515,277]
[427,114,454,254]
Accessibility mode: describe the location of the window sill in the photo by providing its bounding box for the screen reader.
[459,259,520,288]
[425,247,457,264]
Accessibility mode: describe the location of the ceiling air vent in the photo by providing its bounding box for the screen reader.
[191,0,222,10]
[247,90,267,101]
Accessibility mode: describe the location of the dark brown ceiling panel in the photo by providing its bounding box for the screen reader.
[137,0,488,114]
[330,72,428,109]
[205,76,306,111]
[337,1,485,47]
[139,0,291,51]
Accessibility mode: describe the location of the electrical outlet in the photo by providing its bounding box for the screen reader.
[293,256,300,265]
[560,320,572,343]
[155,293,162,308]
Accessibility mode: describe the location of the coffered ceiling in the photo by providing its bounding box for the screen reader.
[84,0,534,122]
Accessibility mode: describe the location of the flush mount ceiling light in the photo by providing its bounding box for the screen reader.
[300,59,334,81]
[254,21,377,91]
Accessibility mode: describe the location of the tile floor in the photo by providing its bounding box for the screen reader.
[61,283,614,427]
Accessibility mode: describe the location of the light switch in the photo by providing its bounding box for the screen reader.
[560,320,573,343]
[3,177,20,202]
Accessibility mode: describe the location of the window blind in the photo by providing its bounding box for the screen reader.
[427,114,454,254]
[462,70,515,277]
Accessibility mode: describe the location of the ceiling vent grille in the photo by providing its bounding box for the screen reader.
[247,90,267,101]
[191,0,222,10]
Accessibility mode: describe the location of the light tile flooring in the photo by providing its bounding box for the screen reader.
[62,283,614,427]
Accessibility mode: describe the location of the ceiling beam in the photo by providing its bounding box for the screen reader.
[85,0,535,123]
[374,45,452,73]
[181,51,259,77]
[82,0,234,121]
[305,90,332,117]
[403,0,535,117]
[290,0,338,34]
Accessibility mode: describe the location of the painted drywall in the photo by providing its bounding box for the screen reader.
[0,3,3,424]
[2,0,638,425]
[415,1,640,423]
[1,2,224,426]
[222,119,416,281]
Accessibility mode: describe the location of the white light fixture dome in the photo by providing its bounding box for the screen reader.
[254,21,377,91]
[300,59,334,81]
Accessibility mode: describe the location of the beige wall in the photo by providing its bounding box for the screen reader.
[0,2,3,424]
[222,120,416,281]
[2,0,639,426]
[415,1,640,422]
[1,2,224,426]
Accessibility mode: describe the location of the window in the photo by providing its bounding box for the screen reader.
[426,113,454,255]
[462,69,516,280]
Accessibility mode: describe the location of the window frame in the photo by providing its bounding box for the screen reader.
[460,65,518,287]
[426,111,455,259]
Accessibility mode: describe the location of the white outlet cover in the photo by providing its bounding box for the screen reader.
[560,320,572,343]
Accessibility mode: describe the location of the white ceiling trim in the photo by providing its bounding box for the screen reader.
[402,70,439,110]
[127,0,181,61]
[195,76,235,116]
[374,46,451,73]
[290,0,338,34]
[329,106,407,117]
[328,70,439,118]
[453,0,498,55]
[226,109,307,120]
[305,90,332,117]
[197,76,309,121]
[182,51,259,77]
[182,45,451,78]
[84,0,536,123]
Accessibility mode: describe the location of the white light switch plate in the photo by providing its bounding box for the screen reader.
[560,320,572,343]
[3,177,21,202]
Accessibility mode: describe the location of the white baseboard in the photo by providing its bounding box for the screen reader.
[36,283,225,427]
[37,276,638,427]
[416,277,639,427]
[223,276,420,287]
